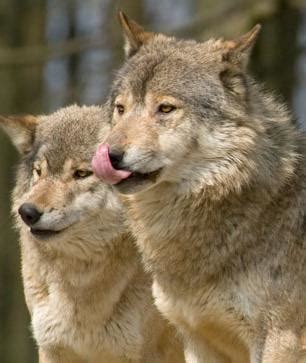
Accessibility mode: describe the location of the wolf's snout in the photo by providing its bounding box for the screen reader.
[92,144,131,184]
[18,203,42,226]
[109,148,124,170]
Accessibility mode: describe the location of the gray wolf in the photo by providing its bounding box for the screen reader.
[92,12,306,362]
[0,105,184,362]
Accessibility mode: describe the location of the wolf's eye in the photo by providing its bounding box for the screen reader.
[158,104,176,114]
[74,170,93,179]
[115,104,125,115]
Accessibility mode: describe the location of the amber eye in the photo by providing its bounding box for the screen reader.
[73,170,93,179]
[115,104,125,115]
[158,104,176,114]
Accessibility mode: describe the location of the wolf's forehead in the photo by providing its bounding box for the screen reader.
[116,55,164,99]
[115,46,220,100]
[39,114,103,146]
[33,124,100,172]
[33,142,93,172]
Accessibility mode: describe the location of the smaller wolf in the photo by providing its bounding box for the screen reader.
[93,13,306,363]
[0,105,183,363]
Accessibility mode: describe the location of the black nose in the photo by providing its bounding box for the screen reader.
[18,203,42,226]
[109,148,124,170]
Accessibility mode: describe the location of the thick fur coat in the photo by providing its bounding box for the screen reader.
[94,13,306,362]
[0,105,183,363]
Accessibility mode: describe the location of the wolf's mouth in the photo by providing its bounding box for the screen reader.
[110,168,161,194]
[30,228,62,239]
[116,169,161,185]
[92,144,162,191]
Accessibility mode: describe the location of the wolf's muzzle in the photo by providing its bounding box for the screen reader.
[18,203,42,226]
[92,144,132,184]
[109,148,124,170]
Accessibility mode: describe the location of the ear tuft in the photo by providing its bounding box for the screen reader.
[220,69,248,100]
[0,115,38,154]
[118,10,154,57]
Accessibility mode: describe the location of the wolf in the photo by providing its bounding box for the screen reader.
[0,105,184,363]
[92,12,306,362]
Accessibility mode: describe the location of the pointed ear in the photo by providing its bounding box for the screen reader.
[0,115,38,154]
[219,25,261,98]
[118,11,155,57]
[222,24,261,68]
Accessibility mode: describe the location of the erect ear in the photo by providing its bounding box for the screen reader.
[118,11,155,58]
[220,25,261,97]
[0,115,38,154]
[221,24,261,68]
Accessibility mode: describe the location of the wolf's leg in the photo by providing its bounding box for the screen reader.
[39,347,84,363]
[184,335,229,363]
[255,328,301,363]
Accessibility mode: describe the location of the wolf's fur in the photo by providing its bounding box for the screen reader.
[0,105,184,363]
[103,14,306,362]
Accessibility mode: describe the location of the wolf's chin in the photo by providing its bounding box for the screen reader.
[30,227,64,240]
[114,169,162,194]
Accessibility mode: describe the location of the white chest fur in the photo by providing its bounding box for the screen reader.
[32,274,144,361]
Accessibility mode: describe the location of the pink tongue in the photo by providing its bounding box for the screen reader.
[92,144,132,185]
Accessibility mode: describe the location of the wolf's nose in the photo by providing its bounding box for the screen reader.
[109,148,124,170]
[18,203,42,226]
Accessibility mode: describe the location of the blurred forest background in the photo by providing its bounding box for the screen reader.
[0,0,305,362]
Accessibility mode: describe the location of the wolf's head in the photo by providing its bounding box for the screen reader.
[1,105,125,258]
[93,14,295,196]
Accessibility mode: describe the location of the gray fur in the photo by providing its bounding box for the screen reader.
[0,105,184,362]
[103,14,306,362]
